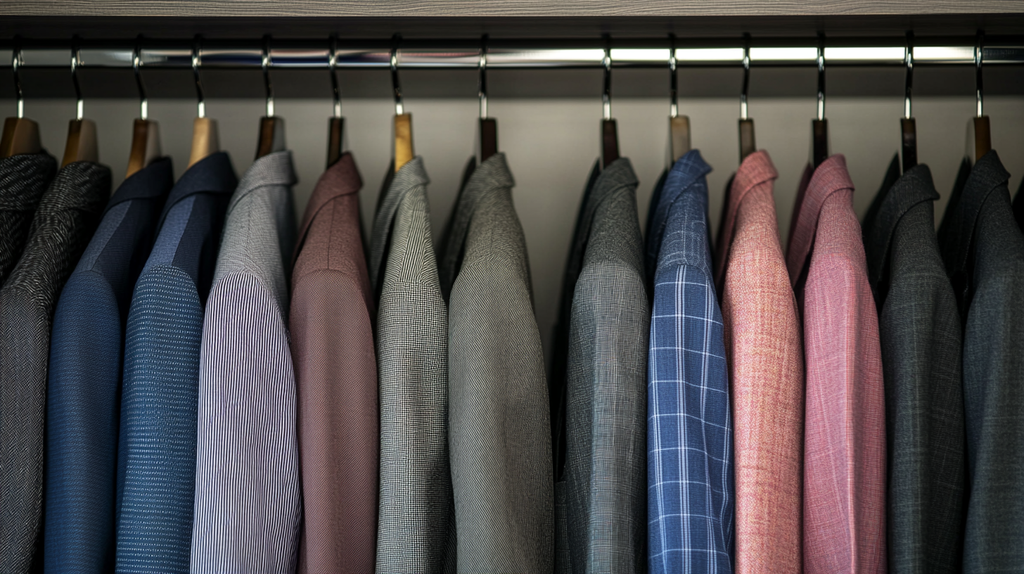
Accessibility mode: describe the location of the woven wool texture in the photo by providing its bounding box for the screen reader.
[290,152,379,573]
[786,155,886,574]
[715,150,804,574]
[0,160,110,573]
[0,153,57,284]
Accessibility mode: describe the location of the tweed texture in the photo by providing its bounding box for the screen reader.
[291,152,379,573]
[646,150,734,574]
[439,154,554,573]
[116,152,237,574]
[786,155,886,574]
[0,152,57,285]
[715,151,803,574]
[0,160,110,573]
[370,157,456,573]
[562,157,648,573]
[937,150,1024,573]
[190,150,300,573]
[44,157,173,574]
[862,157,965,574]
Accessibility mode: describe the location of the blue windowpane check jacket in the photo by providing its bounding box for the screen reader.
[645,150,734,574]
[115,152,237,574]
[45,157,174,574]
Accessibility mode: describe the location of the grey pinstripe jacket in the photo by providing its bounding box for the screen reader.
[190,150,301,573]
[370,157,456,573]
[439,154,554,573]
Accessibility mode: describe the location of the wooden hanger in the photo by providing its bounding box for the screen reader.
[326,35,345,168]
[601,36,619,169]
[811,35,829,168]
[126,37,162,179]
[478,36,498,163]
[738,35,755,162]
[969,31,992,163]
[900,32,917,173]
[1,38,42,158]
[392,36,414,172]
[62,39,98,168]
[188,35,218,169]
[255,35,286,160]
[668,35,690,164]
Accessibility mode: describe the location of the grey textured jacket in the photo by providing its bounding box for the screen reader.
[370,157,456,573]
[937,150,1024,573]
[561,158,649,573]
[439,154,554,573]
[191,150,301,573]
[862,156,965,574]
[0,160,110,573]
[0,152,57,285]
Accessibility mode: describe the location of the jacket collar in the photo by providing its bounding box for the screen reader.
[369,155,429,290]
[227,150,296,214]
[104,156,173,216]
[158,151,237,228]
[714,149,777,286]
[294,152,362,265]
[645,149,712,277]
[786,154,855,286]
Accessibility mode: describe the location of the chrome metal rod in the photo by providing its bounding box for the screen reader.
[1,37,1023,69]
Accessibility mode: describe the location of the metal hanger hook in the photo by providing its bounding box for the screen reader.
[740,33,751,120]
[816,33,825,121]
[668,33,678,118]
[262,34,274,117]
[391,34,404,116]
[904,31,914,120]
[479,34,489,120]
[133,34,148,120]
[192,34,206,119]
[71,36,84,121]
[12,36,24,119]
[975,30,984,118]
[329,34,341,118]
[602,34,612,121]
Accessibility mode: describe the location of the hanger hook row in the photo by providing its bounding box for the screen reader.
[262,34,274,118]
[12,35,23,119]
[192,34,205,119]
[816,32,825,122]
[976,29,984,118]
[71,35,83,121]
[479,34,488,120]
[602,34,612,121]
[329,33,341,118]
[134,34,148,120]
[668,33,678,118]
[904,31,913,120]
[740,33,751,120]
[391,34,404,116]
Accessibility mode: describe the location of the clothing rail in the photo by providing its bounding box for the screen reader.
[2,36,1024,70]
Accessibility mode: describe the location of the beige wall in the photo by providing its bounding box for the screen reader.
[6,92,1023,361]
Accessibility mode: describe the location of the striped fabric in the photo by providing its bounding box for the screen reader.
[370,157,456,573]
[0,161,110,573]
[441,154,554,572]
[715,151,803,574]
[646,150,734,574]
[786,155,886,574]
[191,150,300,573]
[291,152,379,573]
[116,152,237,574]
[0,152,57,285]
[45,157,173,574]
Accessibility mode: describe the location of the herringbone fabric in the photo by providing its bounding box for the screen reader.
[0,160,110,573]
[862,157,966,574]
[190,150,300,573]
[646,150,734,574]
[440,154,554,573]
[937,150,1024,573]
[44,157,173,574]
[116,152,237,574]
[715,150,803,574]
[563,157,648,573]
[370,157,456,573]
[0,152,57,285]
[786,155,886,574]
[291,152,379,573]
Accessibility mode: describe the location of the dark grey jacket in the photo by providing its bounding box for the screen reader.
[937,150,1024,573]
[0,152,57,285]
[863,156,965,574]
